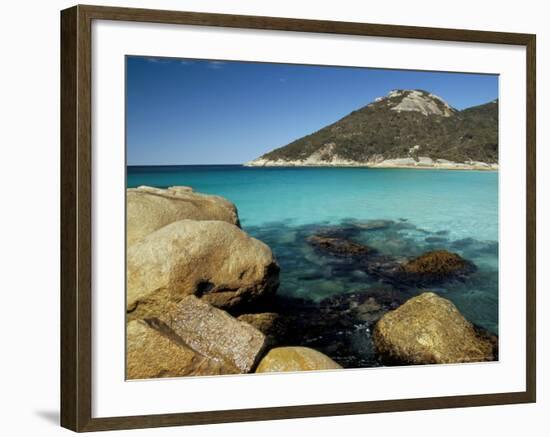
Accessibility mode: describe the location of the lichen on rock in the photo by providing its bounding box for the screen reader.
[373,292,495,365]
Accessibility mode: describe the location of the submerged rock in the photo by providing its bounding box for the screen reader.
[311,224,362,239]
[153,295,267,373]
[354,297,384,323]
[262,289,405,369]
[126,319,238,379]
[127,219,279,317]
[373,292,495,365]
[398,249,476,284]
[255,346,342,373]
[366,249,476,287]
[307,234,371,257]
[401,249,471,274]
[354,219,394,231]
[321,288,407,327]
[127,185,240,246]
[425,236,448,244]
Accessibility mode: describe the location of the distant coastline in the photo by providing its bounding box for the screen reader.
[127,161,499,171]
[244,156,499,171]
[245,90,498,171]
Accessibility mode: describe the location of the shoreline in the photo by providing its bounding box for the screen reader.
[243,161,499,171]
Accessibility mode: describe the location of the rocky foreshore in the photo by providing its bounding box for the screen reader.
[126,185,337,379]
[126,185,497,379]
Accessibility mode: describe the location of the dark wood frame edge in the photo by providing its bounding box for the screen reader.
[60,4,536,432]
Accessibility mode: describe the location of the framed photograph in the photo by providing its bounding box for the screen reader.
[60,4,536,432]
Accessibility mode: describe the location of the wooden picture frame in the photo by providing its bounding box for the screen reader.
[60,4,536,432]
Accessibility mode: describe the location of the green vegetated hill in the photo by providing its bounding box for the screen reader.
[250,89,498,165]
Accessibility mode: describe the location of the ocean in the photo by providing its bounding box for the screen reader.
[128,165,499,340]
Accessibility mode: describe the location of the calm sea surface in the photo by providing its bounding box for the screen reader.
[128,165,499,334]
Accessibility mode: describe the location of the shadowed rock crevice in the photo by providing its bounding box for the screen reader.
[195,280,215,297]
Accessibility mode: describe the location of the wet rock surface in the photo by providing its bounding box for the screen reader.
[307,225,476,289]
[398,250,476,283]
[242,219,498,368]
[252,287,410,368]
[366,249,476,288]
[307,234,373,257]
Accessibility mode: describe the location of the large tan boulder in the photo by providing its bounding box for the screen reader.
[127,219,279,316]
[255,347,342,373]
[373,292,494,364]
[126,320,238,379]
[127,186,240,246]
[154,295,267,373]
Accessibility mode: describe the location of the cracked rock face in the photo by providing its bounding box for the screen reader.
[126,319,238,379]
[127,219,280,318]
[153,295,267,373]
[389,90,456,117]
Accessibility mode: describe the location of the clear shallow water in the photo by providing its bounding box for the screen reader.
[128,165,499,334]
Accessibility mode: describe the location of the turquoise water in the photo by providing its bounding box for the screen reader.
[128,165,499,334]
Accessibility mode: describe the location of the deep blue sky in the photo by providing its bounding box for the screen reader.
[127,56,498,165]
